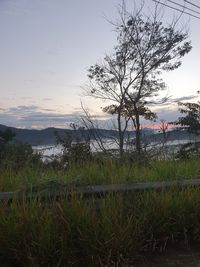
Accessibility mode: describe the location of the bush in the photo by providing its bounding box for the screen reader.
[55,131,92,168]
[0,142,42,171]
[176,142,200,160]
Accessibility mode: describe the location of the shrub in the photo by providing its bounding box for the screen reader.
[0,142,42,171]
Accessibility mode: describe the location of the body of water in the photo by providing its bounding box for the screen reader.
[33,139,197,161]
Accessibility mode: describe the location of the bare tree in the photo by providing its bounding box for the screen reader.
[86,2,192,157]
[80,103,109,155]
[159,120,169,144]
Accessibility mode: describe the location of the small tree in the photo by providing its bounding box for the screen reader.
[55,124,91,167]
[0,128,15,162]
[0,128,41,170]
[159,120,169,144]
[175,100,200,134]
[173,93,200,159]
[87,3,192,157]
[0,128,15,145]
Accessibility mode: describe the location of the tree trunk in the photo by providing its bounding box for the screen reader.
[117,113,124,157]
[135,111,141,156]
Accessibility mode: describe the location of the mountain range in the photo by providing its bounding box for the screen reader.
[0,124,199,146]
[0,124,154,146]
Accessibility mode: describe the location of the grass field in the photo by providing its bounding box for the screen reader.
[0,158,200,191]
[0,158,200,266]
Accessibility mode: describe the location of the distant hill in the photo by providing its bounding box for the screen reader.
[0,124,82,145]
[147,129,200,143]
[1,124,198,146]
[0,124,156,146]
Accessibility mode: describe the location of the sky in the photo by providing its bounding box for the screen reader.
[0,0,200,129]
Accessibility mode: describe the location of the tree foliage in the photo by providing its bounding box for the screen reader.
[175,99,200,134]
[55,125,91,167]
[87,3,192,156]
[0,128,41,170]
[0,128,15,144]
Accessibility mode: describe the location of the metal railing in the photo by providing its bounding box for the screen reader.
[1,178,200,202]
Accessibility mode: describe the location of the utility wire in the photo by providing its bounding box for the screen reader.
[184,0,200,9]
[166,0,200,15]
[152,0,200,19]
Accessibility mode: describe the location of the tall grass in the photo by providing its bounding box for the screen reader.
[0,186,200,266]
[0,158,200,191]
[0,159,200,265]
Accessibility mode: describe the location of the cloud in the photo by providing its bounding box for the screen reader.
[171,95,198,103]
[151,94,200,122]
[42,108,55,112]
[153,106,181,122]
[0,104,116,129]
[0,101,194,130]
[0,105,81,129]
[7,105,39,114]
[147,94,198,107]
[42,98,53,101]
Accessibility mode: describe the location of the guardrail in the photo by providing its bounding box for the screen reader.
[0,178,200,203]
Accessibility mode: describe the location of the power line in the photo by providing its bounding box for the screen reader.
[152,0,200,19]
[167,0,200,15]
[184,0,200,10]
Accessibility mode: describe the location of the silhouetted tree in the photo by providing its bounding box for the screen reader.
[0,128,15,144]
[55,124,91,166]
[159,120,169,144]
[174,95,200,134]
[86,3,192,157]
[0,128,41,170]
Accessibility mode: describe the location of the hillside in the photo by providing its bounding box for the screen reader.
[0,124,127,146]
[1,124,198,146]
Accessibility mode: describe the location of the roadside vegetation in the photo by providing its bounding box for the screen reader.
[1,156,200,192]
[1,183,200,266]
[1,2,200,266]
[0,127,200,266]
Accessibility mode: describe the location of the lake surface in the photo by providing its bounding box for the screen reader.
[32,139,195,161]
